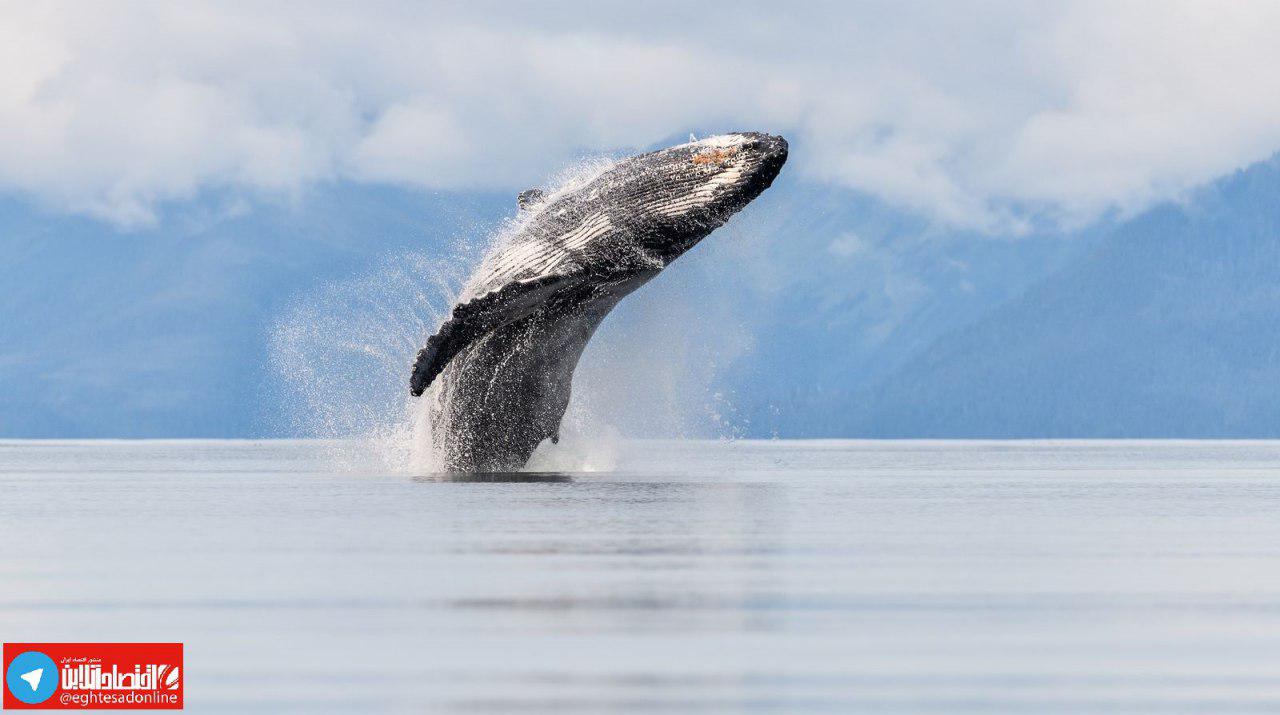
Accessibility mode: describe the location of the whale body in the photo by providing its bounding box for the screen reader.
[410,132,788,472]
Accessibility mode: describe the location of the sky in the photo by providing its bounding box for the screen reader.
[3,1,1280,232]
[6,2,1280,441]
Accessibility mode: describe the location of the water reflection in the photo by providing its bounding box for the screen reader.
[12,442,1280,710]
[413,471,575,483]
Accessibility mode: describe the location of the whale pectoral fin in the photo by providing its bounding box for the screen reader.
[409,325,475,398]
[409,272,590,396]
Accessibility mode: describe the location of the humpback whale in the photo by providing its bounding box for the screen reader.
[410,132,788,472]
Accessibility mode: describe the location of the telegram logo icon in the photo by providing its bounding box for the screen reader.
[5,650,58,704]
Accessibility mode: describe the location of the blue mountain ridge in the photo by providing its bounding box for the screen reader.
[836,154,1280,437]
[2,151,1275,438]
[0,186,507,437]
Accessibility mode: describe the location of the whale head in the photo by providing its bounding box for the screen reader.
[463,132,788,302]
[607,131,788,263]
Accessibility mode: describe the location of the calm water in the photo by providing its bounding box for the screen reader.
[3,440,1280,712]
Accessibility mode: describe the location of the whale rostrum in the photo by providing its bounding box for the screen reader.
[410,132,788,472]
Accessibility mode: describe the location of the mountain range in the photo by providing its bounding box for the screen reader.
[2,150,1277,438]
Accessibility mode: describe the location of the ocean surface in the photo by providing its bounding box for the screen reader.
[3,439,1280,712]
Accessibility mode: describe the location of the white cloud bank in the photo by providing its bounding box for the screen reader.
[1,1,1279,229]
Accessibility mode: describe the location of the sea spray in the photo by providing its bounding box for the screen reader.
[267,249,469,471]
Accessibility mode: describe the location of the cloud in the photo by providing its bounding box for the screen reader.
[1,1,1279,229]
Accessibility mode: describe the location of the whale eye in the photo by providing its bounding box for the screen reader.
[692,147,737,166]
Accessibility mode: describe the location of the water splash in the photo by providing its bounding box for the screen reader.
[268,249,464,470]
[268,156,621,472]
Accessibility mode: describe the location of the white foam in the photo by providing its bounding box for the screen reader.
[671,132,749,151]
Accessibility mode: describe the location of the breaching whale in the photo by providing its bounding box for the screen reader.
[410,132,788,472]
